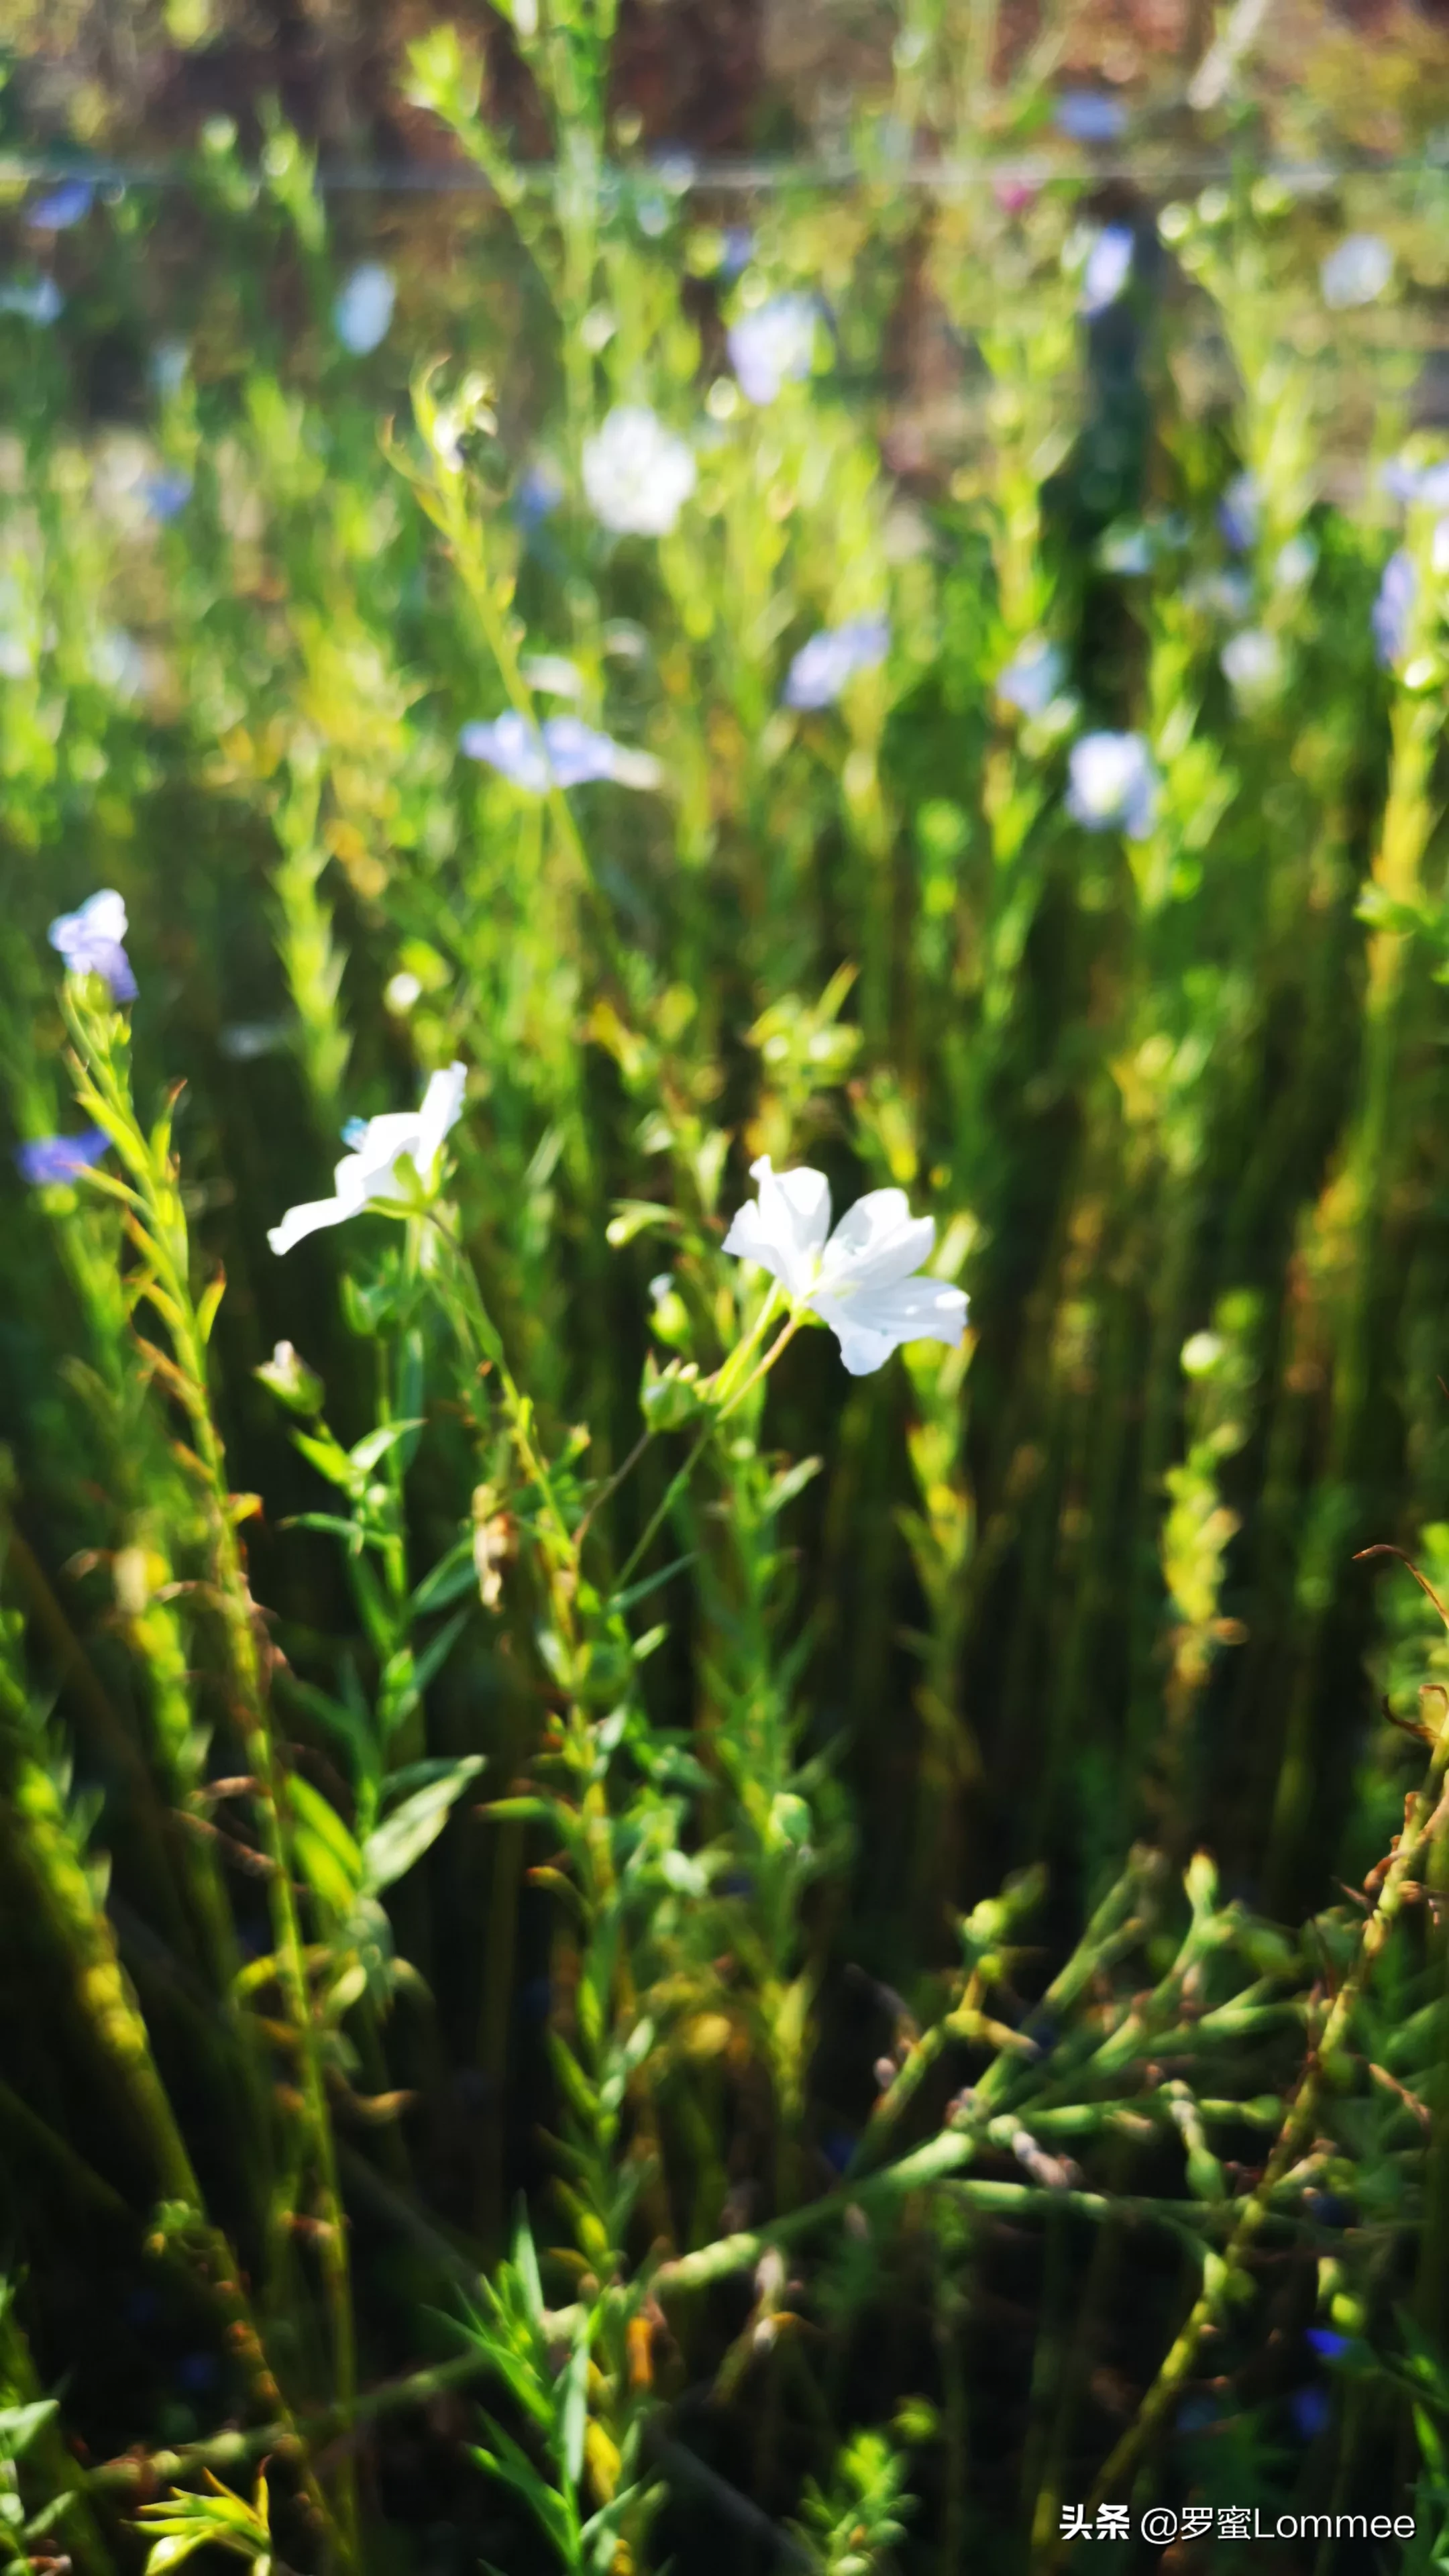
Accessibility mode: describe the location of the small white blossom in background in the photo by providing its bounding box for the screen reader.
[1220,628,1283,704]
[268,1063,467,1256]
[1184,570,1253,623]
[582,406,696,536]
[333,263,396,355]
[0,278,63,325]
[460,710,661,793]
[519,653,586,700]
[91,629,150,700]
[727,294,818,405]
[996,639,1067,719]
[1077,225,1134,317]
[783,616,889,711]
[722,1156,967,1377]
[48,889,137,1001]
[1320,233,1393,311]
[151,339,189,398]
[1273,534,1318,594]
[1066,731,1159,839]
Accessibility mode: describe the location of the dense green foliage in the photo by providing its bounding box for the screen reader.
[8,6,1449,2569]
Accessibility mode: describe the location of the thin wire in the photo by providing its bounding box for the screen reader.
[0,146,1444,198]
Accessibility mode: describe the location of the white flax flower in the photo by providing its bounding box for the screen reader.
[268,1064,467,1256]
[723,1157,967,1376]
[582,406,696,536]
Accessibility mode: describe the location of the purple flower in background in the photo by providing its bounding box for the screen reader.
[1079,225,1134,317]
[996,638,1066,718]
[1066,731,1159,838]
[332,262,395,355]
[143,470,193,524]
[720,227,753,279]
[1218,471,1260,553]
[783,616,889,710]
[1382,457,1449,511]
[1305,2328,1351,2361]
[1373,550,1417,667]
[48,889,137,1001]
[1320,233,1393,311]
[1054,90,1128,144]
[1291,2387,1332,2443]
[16,1127,110,1185]
[515,458,566,527]
[26,180,94,232]
[460,711,660,792]
[727,295,817,405]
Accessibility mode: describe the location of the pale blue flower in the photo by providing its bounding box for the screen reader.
[1066,732,1158,838]
[1218,472,1260,553]
[1373,551,1416,667]
[515,458,565,527]
[16,1128,110,1185]
[1054,91,1127,143]
[727,295,817,405]
[143,470,193,523]
[1320,234,1393,311]
[332,263,395,355]
[48,889,137,1001]
[996,639,1066,718]
[27,180,94,231]
[1079,225,1134,317]
[783,616,889,710]
[1381,457,1449,510]
[460,711,660,792]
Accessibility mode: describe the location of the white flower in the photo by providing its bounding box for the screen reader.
[582,406,696,536]
[1066,731,1158,838]
[722,1156,967,1377]
[333,263,396,355]
[268,1063,467,1256]
[1220,627,1282,702]
[1320,233,1392,311]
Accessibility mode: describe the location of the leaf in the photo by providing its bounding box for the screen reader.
[349,1419,426,1477]
[291,1430,358,1492]
[288,1773,364,1916]
[410,1538,480,1619]
[196,1267,227,1344]
[605,1199,679,1248]
[142,2535,217,2576]
[560,2314,591,2491]
[0,2400,57,2455]
[362,1756,484,1893]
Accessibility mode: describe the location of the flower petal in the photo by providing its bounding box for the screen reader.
[268,1194,353,1256]
[418,1062,468,1173]
[818,1189,934,1293]
[722,1157,833,1295]
[810,1277,967,1373]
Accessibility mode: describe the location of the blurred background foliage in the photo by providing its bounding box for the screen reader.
[5,0,1449,2568]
